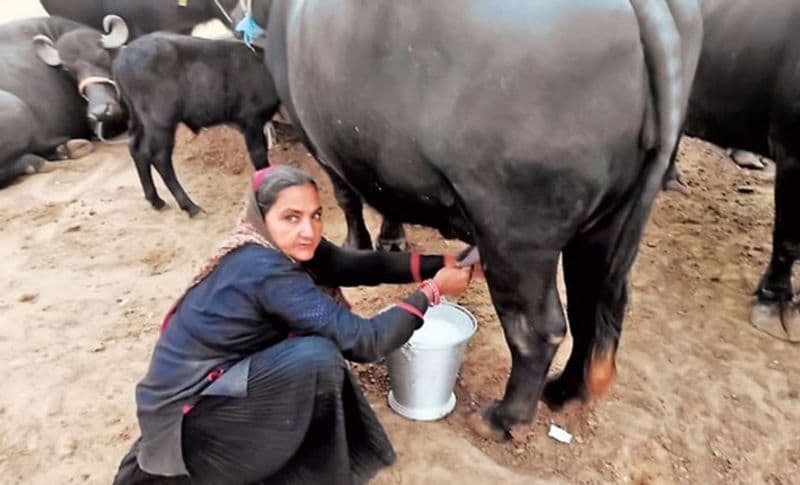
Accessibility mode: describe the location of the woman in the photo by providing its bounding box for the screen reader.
[113,165,475,484]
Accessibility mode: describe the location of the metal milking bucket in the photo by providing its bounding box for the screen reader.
[386,301,477,421]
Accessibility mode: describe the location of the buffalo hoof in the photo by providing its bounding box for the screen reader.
[466,403,513,442]
[751,300,800,343]
[62,139,93,160]
[54,145,70,161]
[343,233,373,251]
[149,198,167,211]
[541,376,586,412]
[185,205,204,218]
[376,237,408,252]
[18,154,47,175]
[727,149,766,170]
[34,161,58,174]
[663,178,691,195]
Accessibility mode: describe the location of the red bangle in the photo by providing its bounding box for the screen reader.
[395,301,424,320]
[419,279,441,305]
[410,252,422,283]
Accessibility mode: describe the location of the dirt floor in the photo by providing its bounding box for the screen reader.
[2,4,799,485]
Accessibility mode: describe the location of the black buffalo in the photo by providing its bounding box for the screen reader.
[39,0,240,38]
[679,0,800,342]
[113,33,279,216]
[0,16,128,187]
[244,0,703,438]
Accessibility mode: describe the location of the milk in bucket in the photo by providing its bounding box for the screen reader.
[407,316,464,346]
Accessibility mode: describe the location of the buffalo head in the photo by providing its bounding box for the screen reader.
[32,15,129,129]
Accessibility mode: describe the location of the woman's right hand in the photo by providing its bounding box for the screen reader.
[432,266,472,296]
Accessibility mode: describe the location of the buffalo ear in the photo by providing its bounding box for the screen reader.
[33,34,62,67]
[101,14,129,49]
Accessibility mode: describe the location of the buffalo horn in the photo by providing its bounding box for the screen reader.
[100,15,129,49]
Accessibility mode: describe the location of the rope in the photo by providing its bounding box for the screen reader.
[78,77,120,101]
[213,0,234,25]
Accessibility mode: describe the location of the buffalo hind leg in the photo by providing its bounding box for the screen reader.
[751,120,800,342]
[541,234,627,410]
[468,247,566,440]
[542,186,656,410]
[0,153,49,188]
[129,127,167,211]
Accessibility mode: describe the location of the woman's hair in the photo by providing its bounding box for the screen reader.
[254,165,318,216]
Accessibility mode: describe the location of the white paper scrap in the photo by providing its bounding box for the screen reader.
[548,424,572,444]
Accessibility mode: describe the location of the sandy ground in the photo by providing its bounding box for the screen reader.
[2,3,799,485]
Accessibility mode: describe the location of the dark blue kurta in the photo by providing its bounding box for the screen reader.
[132,240,444,478]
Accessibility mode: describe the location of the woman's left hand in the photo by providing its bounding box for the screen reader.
[432,266,473,296]
[444,246,484,279]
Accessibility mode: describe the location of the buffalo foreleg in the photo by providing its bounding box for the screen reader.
[53,139,93,161]
[324,166,373,250]
[243,123,269,170]
[662,127,690,194]
[662,158,690,194]
[376,219,408,252]
[130,128,166,211]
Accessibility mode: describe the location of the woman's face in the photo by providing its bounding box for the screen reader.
[264,183,323,262]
